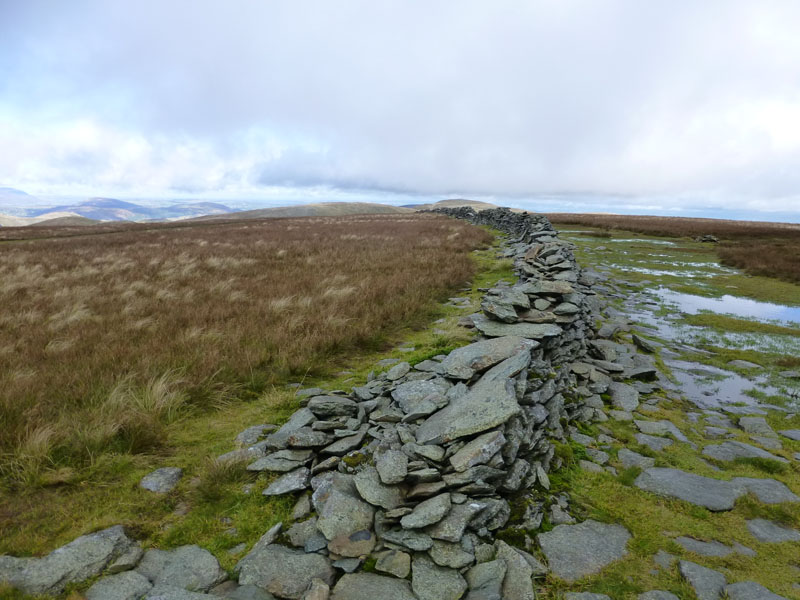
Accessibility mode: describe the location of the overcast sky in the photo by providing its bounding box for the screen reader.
[2,0,800,216]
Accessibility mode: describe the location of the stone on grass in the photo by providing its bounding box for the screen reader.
[634,419,688,442]
[439,336,537,380]
[330,573,416,600]
[746,518,800,543]
[537,519,630,582]
[675,537,732,557]
[618,448,655,470]
[247,449,313,473]
[86,571,153,600]
[635,433,673,452]
[779,429,800,441]
[411,554,467,600]
[139,467,183,493]
[580,460,605,473]
[678,560,726,600]
[634,468,739,511]
[608,382,639,411]
[137,545,225,592]
[144,586,217,599]
[725,581,789,600]
[236,544,334,600]
[638,592,679,600]
[386,362,411,381]
[565,594,611,600]
[307,395,358,418]
[494,540,536,600]
[738,417,778,438]
[702,441,787,463]
[400,493,451,529]
[732,477,800,504]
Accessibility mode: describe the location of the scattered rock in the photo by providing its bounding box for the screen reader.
[139,467,184,493]
[618,448,655,470]
[725,581,789,600]
[236,544,334,600]
[86,571,153,600]
[262,467,310,496]
[679,560,727,600]
[608,382,639,411]
[137,545,226,593]
[330,573,416,600]
[537,519,630,582]
[675,537,732,557]
[746,518,800,543]
[634,468,740,511]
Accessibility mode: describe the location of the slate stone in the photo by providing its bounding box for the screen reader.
[386,362,411,381]
[537,519,630,582]
[580,460,605,473]
[375,449,408,485]
[634,468,739,511]
[391,379,451,413]
[638,592,679,600]
[565,594,611,600]
[354,466,404,510]
[494,540,535,600]
[137,545,226,592]
[144,586,216,599]
[449,431,506,472]
[675,537,732,557]
[400,493,451,529]
[265,408,316,449]
[412,554,467,600]
[429,541,474,569]
[746,518,800,543]
[307,395,358,418]
[378,528,433,551]
[236,544,334,600]
[608,382,639,411]
[635,433,673,452]
[262,467,309,496]
[427,500,487,542]
[139,467,183,493]
[678,560,727,600]
[618,448,655,470]
[86,571,153,600]
[739,417,778,438]
[779,429,800,441]
[416,375,521,445]
[634,419,688,442]
[1,525,138,596]
[725,581,789,600]
[234,424,273,448]
[482,296,519,323]
[327,529,376,558]
[471,313,562,339]
[464,559,506,600]
[702,441,787,463]
[732,477,800,504]
[330,573,416,600]
[247,449,313,472]
[439,336,537,379]
[374,550,411,578]
[313,475,375,541]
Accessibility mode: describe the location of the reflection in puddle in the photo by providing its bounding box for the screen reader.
[656,288,800,325]
[609,238,676,245]
[608,265,733,279]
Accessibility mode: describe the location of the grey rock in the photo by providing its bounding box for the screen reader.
[330,573,416,600]
[652,549,676,570]
[247,449,313,472]
[327,529,376,558]
[470,313,562,339]
[618,448,655,470]
[416,375,521,445]
[313,475,375,541]
[307,396,358,418]
[236,544,334,600]
[375,449,408,485]
[586,448,609,465]
[779,429,800,441]
[678,560,727,600]
[354,466,404,510]
[379,528,433,551]
[638,592,679,600]
[412,554,467,600]
[608,382,639,411]
[291,494,312,520]
[265,408,316,449]
[320,430,365,455]
[137,545,225,592]
[140,467,183,493]
[86,571,153,600]
[374,550,411,578]
[429,541,474,569]
[400,493,451,529]
[1,525,137,596]
[144,585,216,599]
[634,468,739,511]
[746,518,800,542]
[610,410,634,422]
[262,467,309,496]
[537,519,630,582]
[391,379,450,413]
[565,594,611,600]
[635,433,673,452]
[732,477,800,503]
[727,360,761,369]
[464,559,506,600]
[704,426,730,439]
[481,296,518,323]
[779,370,800,379]
[439,336,537,380]
[428,500,487,542]
[386,362,411,381]
[579,460,605,474]
[725,581,789,600]
[301,579,329,600]
[752,435,782,450]
[449,431,506,472]
[634,419,688,442]
[235,425,272,448]
[675,537,732,557]
[702,441,787,463]
[739,417,778,438]
[494,540,535,600]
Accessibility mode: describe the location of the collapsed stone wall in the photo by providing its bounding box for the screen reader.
[0,209,622,600]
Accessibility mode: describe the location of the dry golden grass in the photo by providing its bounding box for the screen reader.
[547,212,800,283]
[0,214,491,487]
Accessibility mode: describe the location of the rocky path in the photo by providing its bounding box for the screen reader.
[2,208,798,599]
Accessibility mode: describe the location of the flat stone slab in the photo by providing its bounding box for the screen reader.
[679,560,727,600]
[638,592,679,600]
[439,336,537,380]
[537,519,630,582]
[262,467,309,496]
[779,429,800,441]
[609,382,639,411]
[471,313,562,339]
[139,467,183,493]
[746,518,800,543]
[702,441,787,463]
[237,544,334,600]
[675,537,732,557]
[634,468,740,511]
[86,571,152,600]
[565,594,611,600]
[634,419,688,442]
[726,581,789,600]
[331,573,417,600]
[635,433,673,452]
[732,477,800,504]
[738,417,778,438]
[618,448,655,470]
[137,545,225,593]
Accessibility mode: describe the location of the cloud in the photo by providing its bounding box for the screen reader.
[2,0,800,214]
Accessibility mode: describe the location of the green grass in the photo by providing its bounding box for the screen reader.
[682,313,800,338]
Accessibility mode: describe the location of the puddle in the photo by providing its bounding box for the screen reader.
[655,288,800,325]
[608,265,732,279]
[665,359,790,411]
[609,238,676,245]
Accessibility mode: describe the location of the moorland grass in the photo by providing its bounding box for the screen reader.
[0,214,491,490]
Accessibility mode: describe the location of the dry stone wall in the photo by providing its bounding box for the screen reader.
[0,208,621,600]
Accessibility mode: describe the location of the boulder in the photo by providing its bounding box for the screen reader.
[236,544,334,600]
[139,467,183,493]
[86,571,153,600]
[137,545,225,592]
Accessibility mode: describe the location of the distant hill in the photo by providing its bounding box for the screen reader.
[31,216,101,227]
[191,202,414,221]
[27,198,234,221]
[0,186,39,206]
[409,199,502,211]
